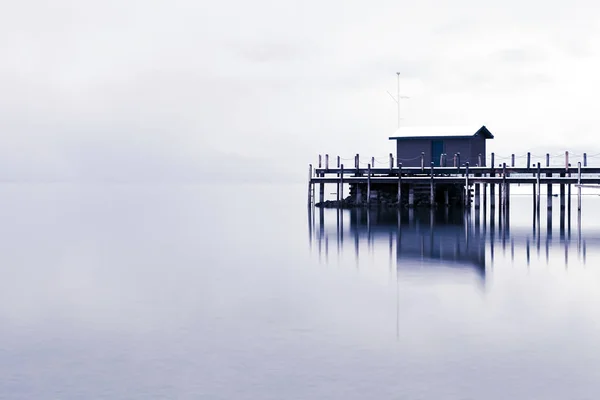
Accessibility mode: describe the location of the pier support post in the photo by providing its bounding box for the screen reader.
[319,180,325,204]
[397,164,402,206]
[337,157,341,202]
[502,163,507,210]
[566,155,571,216]
[511,154,515,167]
[430,162,435,207]
[367,164,371,207]
[465,162,470,207]
[474,177,480,209]
[505,163,511,209]
[533,177,537,212]
[498,177,503,209]
[578,162,582,211]
[490,155,496,209]
[483,183,487,211]
[527,152,531,169]
[308,164,313,206]
[568,180,572,215]
[409,186,414,208]
[537,163,541,213]
[319,156,325,205]
[340,164,344,204]
[445,189,449,207]
[560,172,565,210]
[546,154,552,211]
[547,177,553,210]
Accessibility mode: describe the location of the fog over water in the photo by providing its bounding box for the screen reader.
[1,183,600,399]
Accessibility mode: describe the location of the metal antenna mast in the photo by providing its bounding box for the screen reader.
[387,72,409,129]
[396,72,401,129]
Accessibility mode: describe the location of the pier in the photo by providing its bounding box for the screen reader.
[308,152,599,211]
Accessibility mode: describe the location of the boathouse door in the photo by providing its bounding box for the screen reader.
[432,140,444,166]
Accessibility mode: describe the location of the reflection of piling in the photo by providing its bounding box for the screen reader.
[546,154,552,212]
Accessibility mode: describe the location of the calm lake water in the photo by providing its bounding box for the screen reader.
[1,183,600,399]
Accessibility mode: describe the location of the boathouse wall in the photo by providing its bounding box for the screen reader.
[391,126,491,167]
[395,137,486,167]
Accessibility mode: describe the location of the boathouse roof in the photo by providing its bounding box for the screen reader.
[388,125,494,140]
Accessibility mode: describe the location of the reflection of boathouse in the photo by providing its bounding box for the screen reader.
[349,209,486,280]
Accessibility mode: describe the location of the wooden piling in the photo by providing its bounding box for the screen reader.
[568,179,572,215]
[430,162,435,207]
[498,175,503,209]
[578,162,582,211]
[511,154,515,167]
[531,174,537,212]
[565,153,571,215]
[337,156,341,202]
[397,163,402,205]
[319,177,325,204]
[409,186,414,208]
[490,154,496,209]
[340,164,344,203]
[474,176,480,209]
[527,152,531,169]
[536,162,541,212]
[308,164,313,206]
[465,162,470,207]
[546,154,552,210]
[560,172,565,210]
[367,163,371,207]
[502,163,507,209]
[483,182,487,211]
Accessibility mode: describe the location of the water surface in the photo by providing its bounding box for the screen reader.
[1,184,600,399]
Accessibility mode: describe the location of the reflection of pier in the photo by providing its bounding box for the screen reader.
[352,208,487,280]
[308,202,593,279]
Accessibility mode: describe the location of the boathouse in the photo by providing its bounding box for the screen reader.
[389,125,494,167]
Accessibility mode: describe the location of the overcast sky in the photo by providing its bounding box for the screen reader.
[2,0,600,182]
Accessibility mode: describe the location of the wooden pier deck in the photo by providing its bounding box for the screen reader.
[308,154,598,209]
